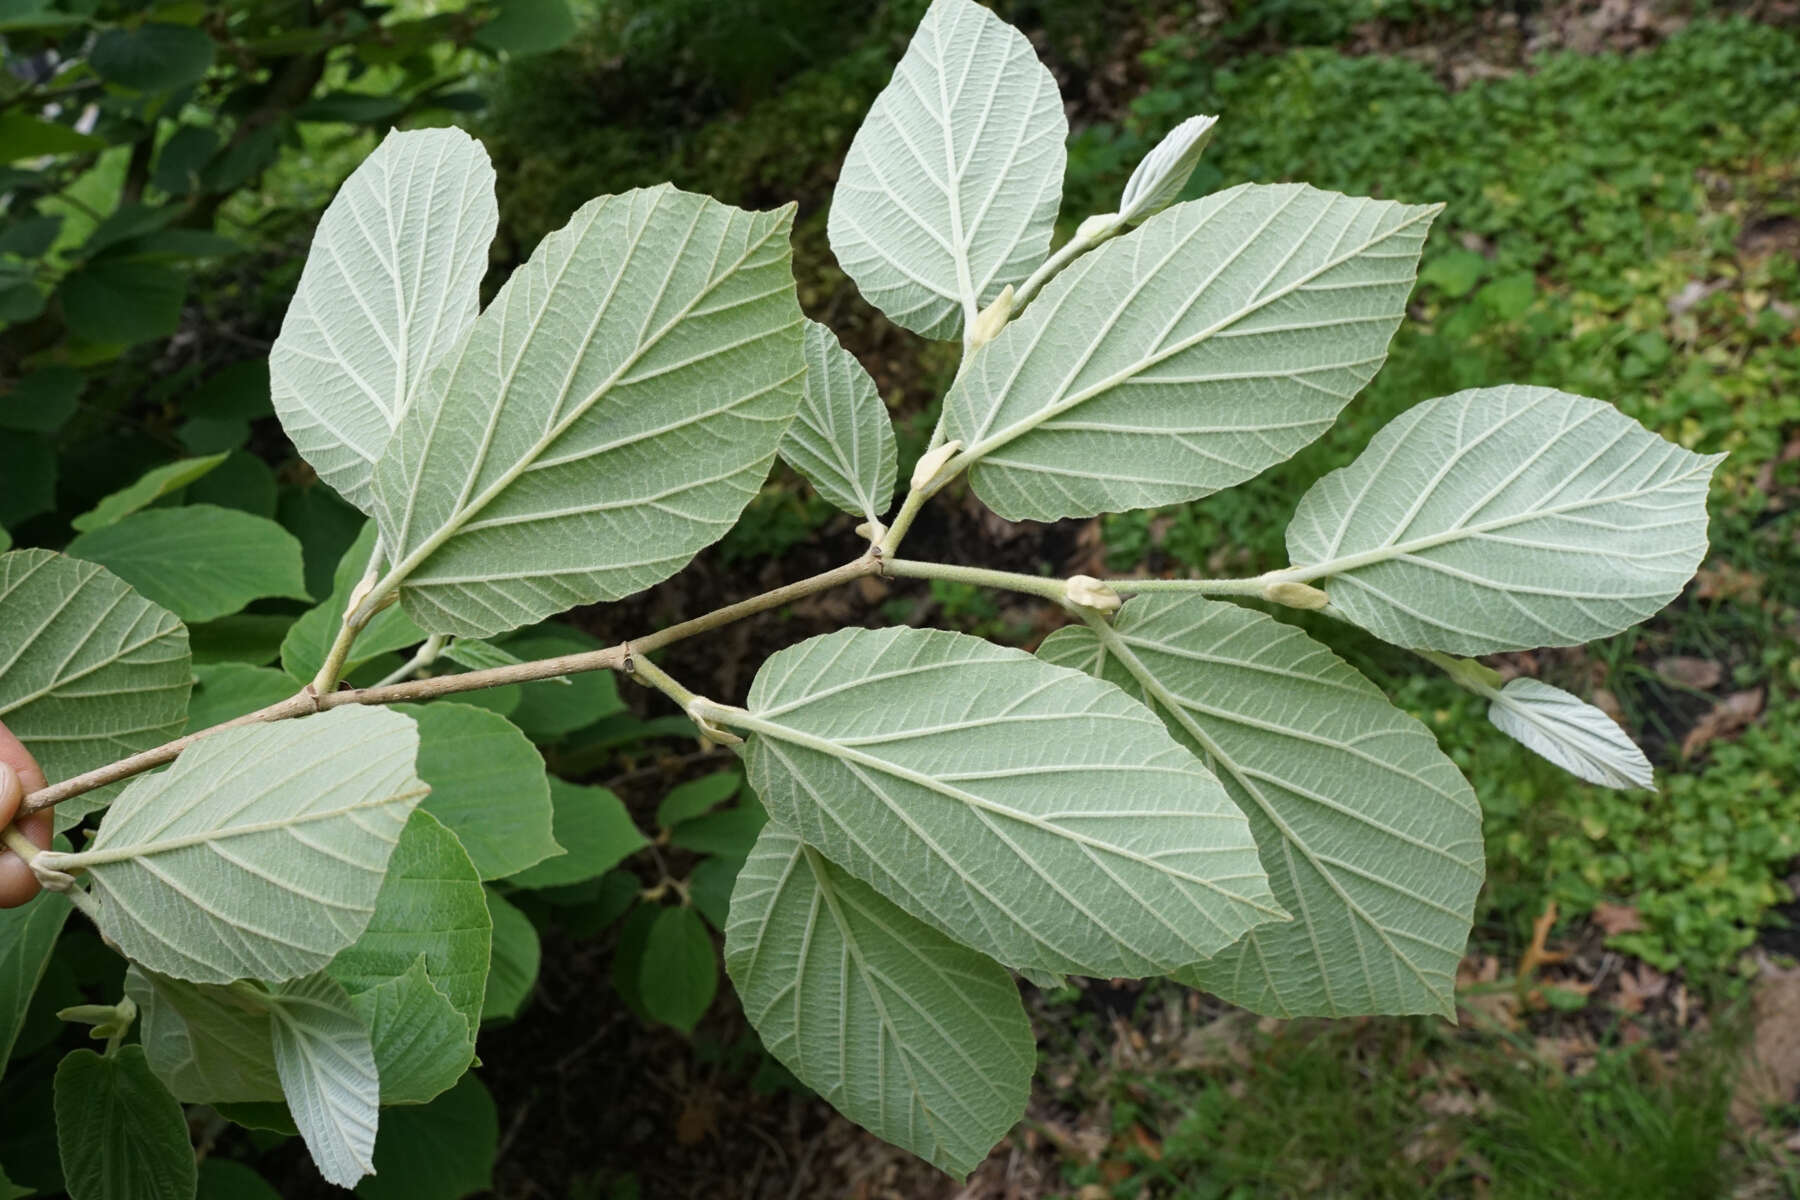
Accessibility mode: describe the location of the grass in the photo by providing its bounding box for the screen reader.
[1037,994,1745,1199]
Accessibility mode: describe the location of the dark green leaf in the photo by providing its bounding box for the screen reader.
[59,260,186,345]
[480,891,538,1023]
[0,436,54,526]
[347,957,473,1107]
[0,114,104,162]
[686,855,741,932]
[276,486,363,601]
[90,23,215,91]
[655,772,740,831]
[0,276,45,325]
[183,664,295,733]
[401,703,558,882]
[354,1075,496,1200]
[184,451,276,517]
[195,1159,279,1199]
[151,127,219,196]
[329,811,492,1035]
[499,630,623,739]
[70,453,229,532]
[639,907,715,1034]
[210,1104,295,1136]
[199,124,281,193]
[668,795,766,858]
[53,1047,196,1200]
[609,903,655,1022]
[186,615,289,666]
[296,93,406,124]
[474,0,576,56]
[0,215,61,258]
[1,893,72,1063]
[187,361,270,421]
[0,366,81,434]
[66,505,309,623]
[80,206,178,259]
[505,779,644,891]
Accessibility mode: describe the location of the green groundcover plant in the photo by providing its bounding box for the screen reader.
[0,0,1723,1189]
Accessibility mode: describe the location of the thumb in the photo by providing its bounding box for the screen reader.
[0,760,52,908]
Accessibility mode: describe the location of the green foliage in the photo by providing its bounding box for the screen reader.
[0,0,575,553]
[1065,1013,1737,1200]
[1460,685,1800,976]
[0,2,1765,1193]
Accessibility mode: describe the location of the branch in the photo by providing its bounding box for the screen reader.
[19,553,883,816]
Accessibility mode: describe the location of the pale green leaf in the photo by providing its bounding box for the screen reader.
[398,703,558,881]
[1118,114,1218,226]
[1284,385,1725,653]
[348,957,474,1106]
[369,185,805,639]
[1487,677,1654,791]
[0,550,190,802]
[271,129,497,513]
[40,708,427,985]
[480,890,538,1022]
[183,665,296,734]
[827,0,1065,340]
[266,972,380,1190]
[780,321,896,523]
[328,809,492,1035]
[70,454,229,532]
[0,893,71,1064]
[66,507,309,624]
[736,627,1281,979]
[281,523,426,684]
[727,825,1033,1177]
[53,1046,195,1200]
[943,184,1438,520]
[354,1075,496,1200]
[123,968,283,1104]
[1039,595,1482,1017]
[504,779,644,890]
[639,906,714,1033]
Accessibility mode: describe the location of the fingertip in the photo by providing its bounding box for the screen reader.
[0,762,48,907]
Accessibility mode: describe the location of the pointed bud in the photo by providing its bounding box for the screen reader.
[854,519,886,545]
[1119,114,1219,225]
[1064,574,1122,615]
[966,286,1014,349]
[909,440,964,492]
[1262,580,1329,610]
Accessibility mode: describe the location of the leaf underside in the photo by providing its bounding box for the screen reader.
[1040,595,1483,1017]
[944,183,1438,521]
[780,321,897,524]
[47,707,426,985]
[0,550,191,807]
[740,626,1281,979]
[727,825,1034,1178]
[827,0,1066,340]
[271,127,498,513]
[1287,384,1724,654]
[371,183,806,638]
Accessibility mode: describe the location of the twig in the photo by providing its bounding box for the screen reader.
[19,553,883,816]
